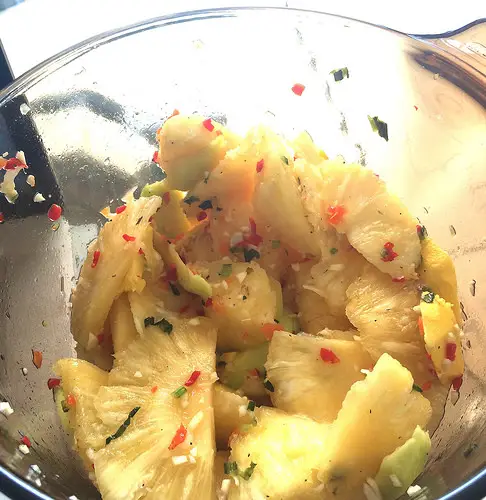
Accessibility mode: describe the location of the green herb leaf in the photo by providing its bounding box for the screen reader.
[183,195,200,205]
[241,462,257,480]
[263,379,274,392]
[244,248,260,263]
[169,283,180,296]
[421,291,435,304]
[368,115,389,141]
[224,461,239,475]
[219,263,233,278]
[172,386,188,398]
[412,384,423,393]
[280,156,289,165]
[329,247,338,255]
[198,199,213,210]
[242,295,247,301]
[247,401,256,412]
[106,406,140,445]
[331,67,349,82]
[271,240,281,249]
[144,317,155,327]
[157,318,173,334]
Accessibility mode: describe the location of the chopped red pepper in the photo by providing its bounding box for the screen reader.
[166,263,177,282]
[115,205,126,214]
[202,118,214,132]
[169,109,180,119]
[168,424,187,450]
[248,368,260,378]
[421,381,432,392]
[0,213,3,224]
[205,297,213,308]
[327,205,346,225]
[291,83,305,96]
[446,342,457,362]
[138,247,145,255]
[414,105,418,111]
[392,276,406,283]
[418,316,424,335]
[21,436,31,448]
[97,333,104,344]
[184,371,201,387]
[256,159,264,173]
[32,350,43,369]
[216,130,223,136]
[122,233,136,242]
[261,323,285,341]
[66,394,76,406]
[162,191,171,205]
[320,347,340,364]
[4,158,25,170]
[179,304,189,314]
[47,378,61,390]
[47,204,62,222]
[381,241,398,262]
[151,386,158,393]
[452,375,463,391]
[152,150,159,163]
[197,211,208,222]
[91,250,101,268]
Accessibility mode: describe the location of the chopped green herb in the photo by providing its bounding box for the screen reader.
[224,461,239,475]
[203,172,210,184]
[106,406,140,445]
[247,401,256,412]
[42,320,48,327]
[271,240,281,249]
[216,207,223,212]
[172,386,188,398]
[61,400,70,413]
[219,263,233,278]
[144,316,156,327]
[412,384,423,393]
[158,318,173,334]
[198,199,213,210]
[417,224,428,240]
[241,462,257,480]
[169,283,181,296]
[330,67,349,81]
[280,156,289,165]
[421,291,435,304]
[242,295,247,301]
[183,195,200,205]
[244,248,260,263]
[368,115,389,141]
[263,379,274,392]
[329,247,338,255]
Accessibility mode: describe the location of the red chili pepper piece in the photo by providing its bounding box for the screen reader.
[291,83,305,96]
[4,158,25,170]
[138,247,145,255]
[418,316,424,336]
[248,368,260,378]
[446,342,457,361]
[261,323,285,341]
[197,211,208,222]
[421,381,432,392]
[21,436,32,447]
[392,276,406,283]
[184,371,202,387]
[0,213,4,224]
[152,150,159,163]
[47,378,61,390]
[115,205,126,214]
[32,350,43,369]
[320,347,340,364]
[122,234,136,242]
[91,250,101,268]
[256,159,264,173]
[205,298,213,308]
[97,333,104,344]
[47,204,62,222]
[168,424,187,450]
[452,375,463,391]
[66,394,76,406]
[202,118,214,132]
[151,386,158,393]
[162,192,171,205]
[327,205,346,225]
[169,109,180,119]
[166,263,177,282]
[381,241,398,262]
[414,105,419,111]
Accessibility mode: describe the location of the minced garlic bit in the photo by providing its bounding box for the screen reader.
[412,305,421,313]
[188,318,200,326]
[238,405,248,417]
[20,103,31,115]
[26,175,35,187]
[188,455,196,464]
[291,263,300,272]
[171,455,188,466]
[236,272,247,283]
[0,401,14,417]
[188,410,204,431]
[407,484,422,496]
[30,464,41,474]
[33,192,46,203]
[68,496,80,500]
[328,263,345,271]
[389,474,402,488]
[134,371,143,378]
[190,446,198,457]
[21,367,28,376]
[18,444,30,455]
[222,280,229,290]
[218,478,232,500]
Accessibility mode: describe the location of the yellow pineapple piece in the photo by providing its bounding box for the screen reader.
[71,196,162,351]
[53,359,109,469]
[291,130,327,165]
[265,331,372,422]
[109,294,138,353]
[319,353,431,498]
[418,237,461,324]
[93,318,217,500]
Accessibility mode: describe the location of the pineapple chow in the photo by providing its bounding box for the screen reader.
[52,114,463,500]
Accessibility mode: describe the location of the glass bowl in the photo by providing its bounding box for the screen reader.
[0,7,485,500]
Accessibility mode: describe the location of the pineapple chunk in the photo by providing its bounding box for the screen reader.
[177,222,220,264]
[291,130,327,165]
[265,331,372,422]
[71,196,162,351]
[213,384,253,450]
[109,294,138,353]
[319,354,431,498]
[53,359,109,469]
[418,238,461,324]
[316,161,421,279]
[228,407,330,500]
[197,261,277,351]
[374,426,431,500]
[420,292,464,386]
[158,114,239,191]
[93,318,217,500]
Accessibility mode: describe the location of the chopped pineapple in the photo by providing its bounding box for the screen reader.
[265,331,372,422]
[109,294,138,353]
[315,161,421,279]
[53,359,109,469]
[228,407,330,500]
[418,238,461,324]
[213,384,253,450]
[291,130,327,165]
[420,292,464,386]
[318,354,431,498]
[177,222,221,264]
[71,196,162,351]
[158,114,239,191]
[374,426,431,500]
[93,318,217,500]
